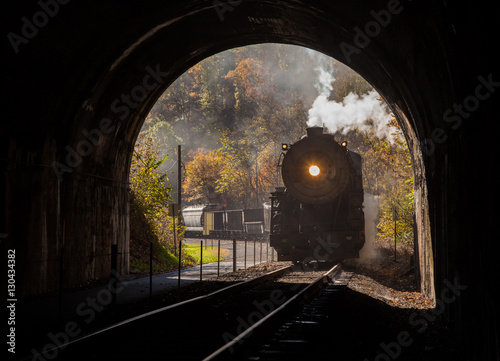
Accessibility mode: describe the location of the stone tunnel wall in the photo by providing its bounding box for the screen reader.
[61,174,130,289]
[390,107,435,300]
[5,150,130,295]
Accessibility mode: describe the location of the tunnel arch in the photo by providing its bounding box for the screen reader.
[68,0,439,298]
[3,1,497,358]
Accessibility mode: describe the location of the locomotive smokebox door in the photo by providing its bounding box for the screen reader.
[281,127,351,204]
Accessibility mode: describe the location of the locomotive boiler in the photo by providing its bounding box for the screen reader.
[270,126,365,262]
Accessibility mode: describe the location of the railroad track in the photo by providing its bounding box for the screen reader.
[205,264,351,361]
[29,263,344,361]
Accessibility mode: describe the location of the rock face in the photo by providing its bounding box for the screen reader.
[2,1,498,359]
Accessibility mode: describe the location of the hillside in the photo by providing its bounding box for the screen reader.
[129,195,179,275]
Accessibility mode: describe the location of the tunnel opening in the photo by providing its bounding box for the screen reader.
[89,22,435,310]
[129,43,423,302]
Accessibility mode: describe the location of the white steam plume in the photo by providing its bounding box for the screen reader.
[307,60,397,143]
[314,66,334,96]
[308,91,396,143]
[358,194,380,266]
[343,194,381,269]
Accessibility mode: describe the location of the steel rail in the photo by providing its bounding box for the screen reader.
[203,262,343,361]
[20,264,293,361]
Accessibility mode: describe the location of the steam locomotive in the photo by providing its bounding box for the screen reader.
[270,126,365,262]
[182,126,365,263]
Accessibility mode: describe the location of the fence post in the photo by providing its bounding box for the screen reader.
[244,238,247,269]
[260,238,262,264]
[266,241,269,263]
[253,238,256,266]
[173,215,177,257]
[217,240,220,277]
[233,239,237,272]
[200,240,203,281]
[178,238,182,289]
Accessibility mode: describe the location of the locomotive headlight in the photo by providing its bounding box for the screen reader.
[309,165,320,176]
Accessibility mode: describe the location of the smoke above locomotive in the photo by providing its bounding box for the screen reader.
[270,126,365,263]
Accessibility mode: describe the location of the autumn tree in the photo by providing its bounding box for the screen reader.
[216,131,277,208]
[130,136,184,251]
[224,57,275,119]
[367,125,414,245]
[329,62,374,102]
[149,67,200,144]
[183,149,227,204]
[130,136,172,220]
[192,53,237,130]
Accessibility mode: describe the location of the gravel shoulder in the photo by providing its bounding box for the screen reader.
[348,260,433,309]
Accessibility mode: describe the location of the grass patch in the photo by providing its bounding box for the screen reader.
[130,241,231,275]
[182,243,230,264]
[130,242,179,273]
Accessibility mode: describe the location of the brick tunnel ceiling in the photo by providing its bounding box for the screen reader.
[2,1,498,359]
